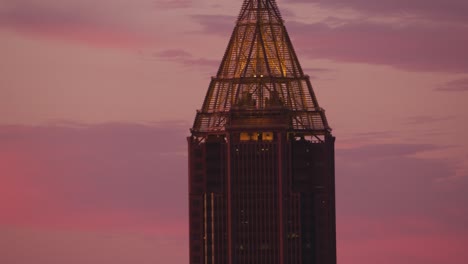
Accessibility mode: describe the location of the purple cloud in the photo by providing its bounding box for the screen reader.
[1,123,468,263]
[336,143,468,234]
[335,142,468,264]
[287,20,468,72]
[0,1,92,28]
[0,0,155,48]
[0,123,189,229]
[191,15,236,36]
[286,0,468,24]
[338,143,440,159]
[157,49,192,58]
[155,49,220,69]
[405,115,456,125]
[153,0,192,9]
[190,14,468,72]
[436,78,468,92]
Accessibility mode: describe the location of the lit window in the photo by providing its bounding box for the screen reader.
[251,133,258,141]
[240,132,250,141]
[262,132,273,141]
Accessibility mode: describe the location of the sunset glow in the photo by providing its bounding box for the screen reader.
[1,1,467,263]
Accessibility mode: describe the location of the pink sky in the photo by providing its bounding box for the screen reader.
[1,0,468,263]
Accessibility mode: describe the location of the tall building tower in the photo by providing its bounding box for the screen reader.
[188,1,336,264]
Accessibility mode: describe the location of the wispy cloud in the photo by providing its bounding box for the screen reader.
[153,0,192,9]
[286,0,468,24]
[287,20,468,72]
[190,13,468,72]
[337,143,443,159]
[405,115,456,125]
[155,49,219,69]
[436,78,468,92]
[1,123,468,263]
[191,14,236,36]
[0,0,158,48]
[0,123,188,230]
[157,49,192,58]
[336,142,467,224]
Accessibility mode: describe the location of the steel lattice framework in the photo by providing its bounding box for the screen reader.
[188,1,337,264]
[192,0,330,135]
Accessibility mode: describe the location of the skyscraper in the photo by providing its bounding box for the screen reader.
[188,1,336,264]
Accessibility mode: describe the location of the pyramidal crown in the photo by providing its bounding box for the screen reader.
[192,0,330,135]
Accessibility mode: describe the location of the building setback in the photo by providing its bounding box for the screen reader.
[188,1,336,264]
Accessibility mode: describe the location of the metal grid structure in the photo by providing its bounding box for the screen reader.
[192,0,330,135]
[188,1,336,264]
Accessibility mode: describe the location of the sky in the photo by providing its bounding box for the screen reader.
[1,0,468,263]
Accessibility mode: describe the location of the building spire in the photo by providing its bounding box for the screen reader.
[192,0,330,134]
[218,0,302,79]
